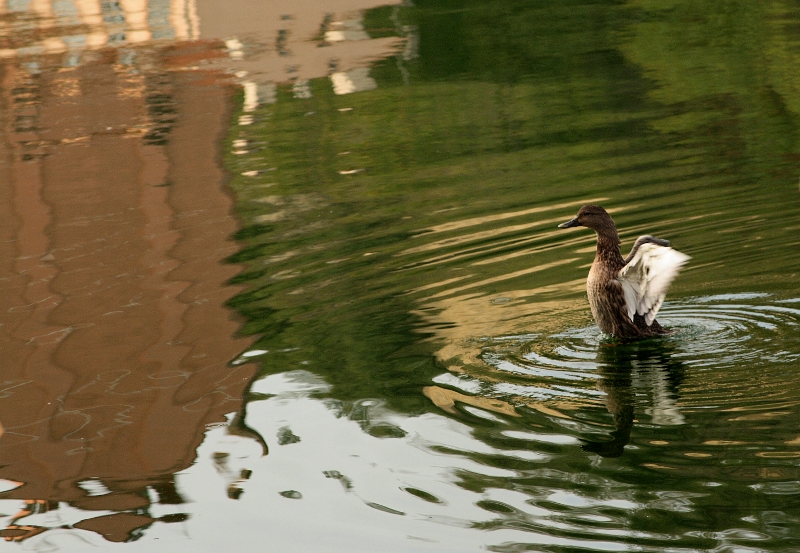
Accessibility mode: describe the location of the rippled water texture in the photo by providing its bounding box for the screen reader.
[1,0,800,551]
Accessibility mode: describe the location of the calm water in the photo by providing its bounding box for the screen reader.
[1,0,800,551]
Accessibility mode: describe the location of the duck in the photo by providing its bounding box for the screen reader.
[558,205,689,339]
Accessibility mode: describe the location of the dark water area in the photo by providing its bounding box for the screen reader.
[1,0,800,551]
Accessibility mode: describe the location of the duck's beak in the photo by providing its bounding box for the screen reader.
[558,217,581,229]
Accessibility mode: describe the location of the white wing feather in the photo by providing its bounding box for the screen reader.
[618,243,690,326]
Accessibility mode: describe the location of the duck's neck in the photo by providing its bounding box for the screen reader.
[594,233,624,270]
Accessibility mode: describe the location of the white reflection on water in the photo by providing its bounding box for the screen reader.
[166,370,658,553]
[178,371,508,552]
[0,369,652,552]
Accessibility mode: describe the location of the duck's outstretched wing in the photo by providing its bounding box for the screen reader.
[618,242,690,326]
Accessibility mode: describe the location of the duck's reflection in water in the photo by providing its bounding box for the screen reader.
[582,339,685,458]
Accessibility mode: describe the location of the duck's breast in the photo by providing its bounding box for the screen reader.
[587,262,636,336]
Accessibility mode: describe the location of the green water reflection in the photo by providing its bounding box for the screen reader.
[0,0,798,549]
[223,0,800,550]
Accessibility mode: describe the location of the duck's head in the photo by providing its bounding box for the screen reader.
[558,205,618,237]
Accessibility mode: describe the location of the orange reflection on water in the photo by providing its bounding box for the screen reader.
[413,197,609,236]
[414,285,591,423]
[0,44,256,542]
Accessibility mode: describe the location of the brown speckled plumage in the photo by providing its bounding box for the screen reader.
[559,205,671,339]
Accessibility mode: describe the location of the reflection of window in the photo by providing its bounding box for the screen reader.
[6,0,32,13]
[101,1,125,24]
[52,0,82,24]
[63,35,87,50]
[331,68,377,95]
[325,20,369,43]
[292,79,312,99]
[277,29,290,57]
[143,77,177,146]
[148,0,176,41]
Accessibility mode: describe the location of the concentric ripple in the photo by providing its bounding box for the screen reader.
[434,293,800,464]
[414,293,800,550]
[459,293,800,412]
[656,295,800,414]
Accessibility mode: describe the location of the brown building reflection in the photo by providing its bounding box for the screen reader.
[0,46,257,542]
[0,0,409,544]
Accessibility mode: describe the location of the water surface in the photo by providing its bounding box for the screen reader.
[1,0,800,551]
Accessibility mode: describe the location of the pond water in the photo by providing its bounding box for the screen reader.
[1,0,800,551]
